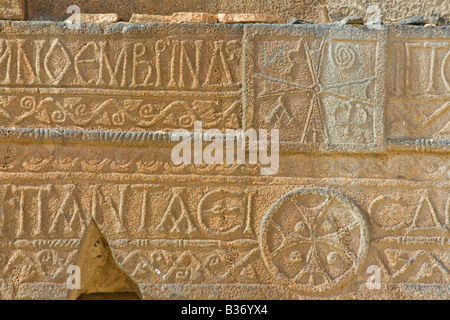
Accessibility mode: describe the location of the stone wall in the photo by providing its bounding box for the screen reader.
[0,1,448,300]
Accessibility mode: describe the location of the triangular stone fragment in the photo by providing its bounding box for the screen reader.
[69,220,142,300]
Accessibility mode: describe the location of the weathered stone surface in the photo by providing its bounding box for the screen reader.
[0,20,449,301]
[325,0,450,23]
[26,0,330,24]
[218,13,279,24]
[65,13,119,24]
[0,0,24,20]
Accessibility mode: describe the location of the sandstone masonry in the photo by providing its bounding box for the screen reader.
[0,2,448,301]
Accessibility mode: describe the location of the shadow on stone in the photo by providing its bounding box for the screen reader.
[68,220,142,300]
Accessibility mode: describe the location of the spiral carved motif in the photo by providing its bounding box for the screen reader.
[20,96,37,111]
[332,44,356,70]
[75,104,90,117]
[179,114,195,128]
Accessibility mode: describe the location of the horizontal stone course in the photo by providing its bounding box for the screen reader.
[25,0,330,24]
[0,22,447,152]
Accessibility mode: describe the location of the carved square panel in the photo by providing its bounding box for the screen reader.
[387,28,450,142]
[244,25,386,152]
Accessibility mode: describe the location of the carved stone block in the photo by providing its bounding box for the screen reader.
[0,24,243,132]
[387,28,450,147]
[244,25,386,152]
